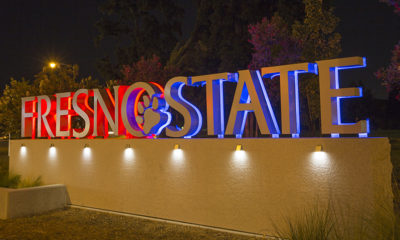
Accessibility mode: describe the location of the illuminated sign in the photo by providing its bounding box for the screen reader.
[21,57,369,139]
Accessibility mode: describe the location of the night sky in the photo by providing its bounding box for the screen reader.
[0,0,399,99]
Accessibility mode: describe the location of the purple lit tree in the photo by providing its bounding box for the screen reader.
[248,15,302,70]
[107,55,179,87]
[375,42,400,101]
[380,0,400,14]
[376,0,400,101]
[248,15,302,104]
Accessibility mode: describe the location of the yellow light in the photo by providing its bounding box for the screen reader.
[235,144,243,151]
[315,145,323,152]
[49,62,57,68]
[174,144,180,150]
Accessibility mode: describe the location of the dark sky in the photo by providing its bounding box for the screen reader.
[0,0,399,99]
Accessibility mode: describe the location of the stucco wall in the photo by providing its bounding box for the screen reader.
[9,138,392,235]
[0,184,68,219]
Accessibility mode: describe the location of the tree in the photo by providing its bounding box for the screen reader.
[377,0,400,101]
[0,78,35,137]
[0,64,100,138]
[376,42,400,101]
[381,0,400,14]
[119,55,179,86]
[34,64,79,95]
[248,15,302,104]
[169,0,304,76]
[96,0,184,80]
[248,15,302,70]
[292,0,341,133]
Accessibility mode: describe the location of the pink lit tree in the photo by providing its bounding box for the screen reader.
[107,55,180,87]
[248,15,302,70]
[380,0,400,14]
[375,42,400,101]
[248,15,302,106]
[376,0,400,101]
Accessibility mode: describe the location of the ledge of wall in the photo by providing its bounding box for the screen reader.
[0,184,68,219]
[9,138,392,235]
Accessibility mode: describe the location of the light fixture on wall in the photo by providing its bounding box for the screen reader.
[84,144,89,149]
[235,144,243,151]
[126,144,131,149]
[315,145,323,152]
[21,144,25,147]
[50,143,55,148]
[174,144,180,150]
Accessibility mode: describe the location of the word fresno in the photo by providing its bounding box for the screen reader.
[21,57,369,139]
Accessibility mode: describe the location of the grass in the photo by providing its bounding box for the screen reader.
[274,197,400,240]
[0,208,262,240]
[274,203,335,240]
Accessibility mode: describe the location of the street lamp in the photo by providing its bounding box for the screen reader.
[49,62,57,69]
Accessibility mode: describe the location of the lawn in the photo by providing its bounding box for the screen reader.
[0,208,261,240]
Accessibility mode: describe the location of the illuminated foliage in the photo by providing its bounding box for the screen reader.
[0,64,99,137]
[0,78,35,137]
[380,0,400,14]
[292,0,341,133]
[247,0,341,133]
[169,0,304,76]
[248,15,302,69]
[376,42,400,101]
[248,15,302,106]
[118,55,180,86]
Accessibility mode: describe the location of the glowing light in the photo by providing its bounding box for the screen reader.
[83,145,91,160]
[20,145,27,157]
[49,62,57,68]
[124,147,134,162]
[174,144,180,150]
[172,149,184,164]
[49,145,57,159]
[232,150,248,168]
[331,133,339,138]
[311,151,330,169]
[235,144,243,151]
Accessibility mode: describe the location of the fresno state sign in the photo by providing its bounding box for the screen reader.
[21,57,369,139]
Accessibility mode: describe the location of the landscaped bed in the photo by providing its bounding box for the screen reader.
[0,207,261,240]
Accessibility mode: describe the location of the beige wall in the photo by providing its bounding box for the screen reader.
[9,138,391,235]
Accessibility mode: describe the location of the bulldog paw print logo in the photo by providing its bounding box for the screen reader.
[136,94,171,136]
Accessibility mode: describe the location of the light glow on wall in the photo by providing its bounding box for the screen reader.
[311,151,330,169]
[83,145,91,161]
[124,147,134,162]
[49,145,57,159]
[232,149,248,168]
[20,145,27,157]
[171,149,184,164]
